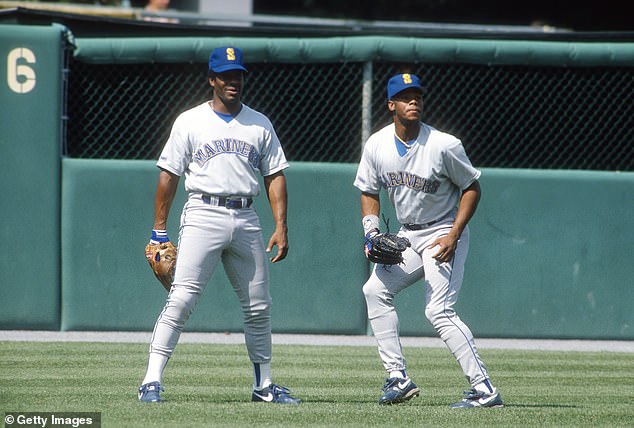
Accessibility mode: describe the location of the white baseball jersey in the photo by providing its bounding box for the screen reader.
[157,101,289,196]
[354,122,480,225]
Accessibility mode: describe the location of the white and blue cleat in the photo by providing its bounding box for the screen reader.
[378,377,420,405]
[138,381,164,403]
[252,383,301,404]
[450,388,504,408]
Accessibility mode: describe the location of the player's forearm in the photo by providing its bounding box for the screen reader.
[360,192,380,217]
[361,192,381,235]
[449,180,481,239]
[153,169,179,230]
[264,171,288,230]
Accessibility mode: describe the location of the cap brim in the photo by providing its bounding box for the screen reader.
[389,85,424,100]
[211,64,248,73]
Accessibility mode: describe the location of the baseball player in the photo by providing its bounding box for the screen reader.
[138,46,300,404]
[354,73,503,408]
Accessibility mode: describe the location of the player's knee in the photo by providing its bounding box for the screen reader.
[243,308,270,327]
[362,279,383,301]
[425,306,456,327]
[363,281,396,319]
[162,288,199,324]
[242,299,271,322]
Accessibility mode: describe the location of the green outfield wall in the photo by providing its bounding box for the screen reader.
[56,160,634,339]
[60,160,368,334]
[1,24,633,339]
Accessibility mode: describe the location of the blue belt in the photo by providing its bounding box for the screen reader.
[403,221,437,230]
[201,195,253,209]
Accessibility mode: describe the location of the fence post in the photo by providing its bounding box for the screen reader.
[361,60,373,150]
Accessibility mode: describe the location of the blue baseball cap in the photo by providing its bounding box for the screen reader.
[209,46,248,73]
[387,73,423,100]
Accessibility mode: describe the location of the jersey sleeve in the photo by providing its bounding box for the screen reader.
[258,124,289,176]
[156,113,191,176]
[443,138,481,190]
[353,139,381,194]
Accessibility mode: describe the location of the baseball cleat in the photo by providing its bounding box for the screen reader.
[378,377,420,405]
[138,381,164,403]
[252,383,301,404]
[449,388,504,409]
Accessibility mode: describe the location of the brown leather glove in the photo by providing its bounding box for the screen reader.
[145,241,177,292]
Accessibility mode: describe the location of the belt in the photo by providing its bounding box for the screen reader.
[201,195,253,209]
[403,221,437,230]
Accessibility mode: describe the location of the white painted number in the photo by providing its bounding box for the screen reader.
[7,47,36,93]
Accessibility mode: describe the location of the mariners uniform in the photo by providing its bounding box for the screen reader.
[354,73,503,408]
[138,46,300,404]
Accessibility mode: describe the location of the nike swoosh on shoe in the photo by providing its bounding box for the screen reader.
[397,380,411,389]
[253,391,274,402]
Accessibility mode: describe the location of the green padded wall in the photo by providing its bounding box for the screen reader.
[258,162,369,334]
[0,25,64,329]
[396,169,634,340]
[60,160,368,334]
[61,160,184,331]
[60,160,634,339]
[467,169,634,339]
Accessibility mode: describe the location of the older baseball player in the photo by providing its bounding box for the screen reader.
[354,73,503,408]
[138,46,300,404]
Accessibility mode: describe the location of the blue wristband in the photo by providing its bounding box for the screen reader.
[364,229,379,250]
[365,229,379,240]
[150,229,170,244]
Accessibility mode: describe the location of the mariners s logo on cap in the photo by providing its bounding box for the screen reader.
[209,46,248,73]
[387,73,423,100]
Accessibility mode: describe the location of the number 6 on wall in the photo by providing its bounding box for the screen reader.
[7,47,36,94]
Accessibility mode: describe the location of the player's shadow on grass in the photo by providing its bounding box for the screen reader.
[298,398,370,404]
[504,403,578,408]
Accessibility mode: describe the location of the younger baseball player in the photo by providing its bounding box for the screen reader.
[354,73,503,408]
[138,46,300,404]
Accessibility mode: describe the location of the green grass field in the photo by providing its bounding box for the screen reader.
[1,341,632,427]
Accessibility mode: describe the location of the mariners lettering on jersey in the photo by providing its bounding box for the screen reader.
[193,138,260,169]
[384,171,440,193]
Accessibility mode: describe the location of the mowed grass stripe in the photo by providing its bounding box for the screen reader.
[1,342,632,427]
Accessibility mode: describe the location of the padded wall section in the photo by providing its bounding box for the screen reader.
[396,169,634,340]
[257,162,369,334]
[75,36,634,67]
[61,159,242,331]
[0,25,63,329]
[60,161,634,339]
[60,160,368,334]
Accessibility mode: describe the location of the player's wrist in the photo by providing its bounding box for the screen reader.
[150,229,170,244]
[365,229,379,240]
[362,214,380,236]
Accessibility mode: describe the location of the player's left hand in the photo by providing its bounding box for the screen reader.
[427,234,459,263]
[266,227,289,263]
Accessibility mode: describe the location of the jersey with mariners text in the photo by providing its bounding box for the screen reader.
[157,102,288,197]
[354,122,480,226]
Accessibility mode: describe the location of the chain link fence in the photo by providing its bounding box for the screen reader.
[66,57,633,170]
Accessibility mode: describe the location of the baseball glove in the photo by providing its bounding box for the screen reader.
[145,241,177,292]
[365,232,411,265]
